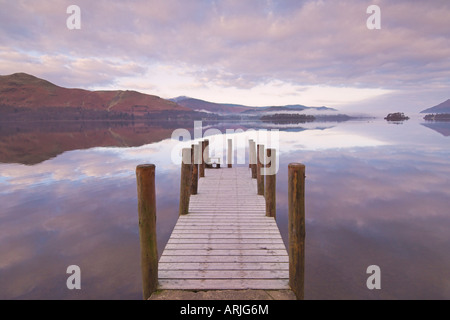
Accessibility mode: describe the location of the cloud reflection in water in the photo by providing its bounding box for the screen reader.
[0,120,449,299]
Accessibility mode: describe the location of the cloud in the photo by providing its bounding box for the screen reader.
[0,0,449,109]
[0,47,146,88]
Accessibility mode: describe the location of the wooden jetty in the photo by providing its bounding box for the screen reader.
[158,166,289,290]
[136,139,305,300]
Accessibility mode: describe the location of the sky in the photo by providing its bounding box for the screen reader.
[0,0,449,114]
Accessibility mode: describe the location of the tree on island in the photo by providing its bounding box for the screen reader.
[384,112,410,121]
[260,113,315,123]
[423,113,450,121]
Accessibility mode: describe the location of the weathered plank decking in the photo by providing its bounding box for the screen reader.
[158,166,289,290]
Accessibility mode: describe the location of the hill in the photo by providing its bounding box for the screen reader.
[0,73,190,120]
[170,97,253,114]
[171,96,337,115]
[420,99,450,114]
[0,73,339,121]
[241,104,337,114]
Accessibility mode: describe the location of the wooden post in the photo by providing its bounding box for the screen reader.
[200,140,206,178]
[227,139,233,168]
[288,163,306,300]
[251,141,257,179]
[265,148,276,218]
[136,164,158,300]
[248,139,253,168]
[179,148,191,216]
[191,144,198,195]
[204,139,210,167]
[257,144,265,195]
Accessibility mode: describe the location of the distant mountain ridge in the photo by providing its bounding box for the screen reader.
[421,99,450,114]
[1,73,338,122]
[171,96,337,114]
[170,97,253,114]
[0,73,188,114]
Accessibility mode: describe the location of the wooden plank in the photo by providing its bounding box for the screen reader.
[173,225,278,229]
[186,213,266,216]
[158,262,289,271]
[173,227,280,232]
[171,229,281,234]
[173,225,277,229]
[190,203,264,206]
[177,217,275,221]
[173,224,277,228]
[168,233,282,239]
[159,270,289,279]
[161,249,288,256]
[187,209,266,212]
[167,238,285,245]
[178,215,271,218]
[163,243,286,250]
[158,279,290,290]
[187,212,266,214]
[171,230,281,235]
[180,215,267,218]
[176,219,272,223]
[187,211,265,214]
[190,203,266,205]
[188,201,264,203]
[159,255,289,263]
[189,206,266,209]
[174,222,276,226]
[176,217,274,222]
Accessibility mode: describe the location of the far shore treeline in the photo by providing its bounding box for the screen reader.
[1,73,450,123]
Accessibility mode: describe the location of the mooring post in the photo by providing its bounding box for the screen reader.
[288,163,306,300]
[248,139,253,168]
[204,139,210,167]
[200,140,206,178]
[179,148,191,216]
[257,144,265,195]
[251,141,257,179]
[191,144,198,195]
[228,138,233,168]
[265,148,276,218]
[136,164,158,300]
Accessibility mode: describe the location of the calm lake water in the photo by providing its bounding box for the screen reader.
[0,118,449,299]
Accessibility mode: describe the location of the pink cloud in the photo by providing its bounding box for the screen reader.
[0,0,449,107]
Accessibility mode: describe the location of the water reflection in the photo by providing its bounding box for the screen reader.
[422,121,450,137]
[277,146,450,299]
[0,121,191,165]
[0,120,449,299]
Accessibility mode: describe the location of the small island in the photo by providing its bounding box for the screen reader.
[259,113,359,124]
[423,113,450,122]
[384,112,410,121]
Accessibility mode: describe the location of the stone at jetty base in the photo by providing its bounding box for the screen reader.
[149,289,296,300]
